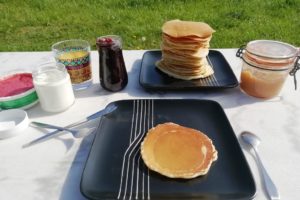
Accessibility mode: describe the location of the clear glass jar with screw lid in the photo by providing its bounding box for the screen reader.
[236,40,299,99]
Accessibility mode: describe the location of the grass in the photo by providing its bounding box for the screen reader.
[0,0,299,51]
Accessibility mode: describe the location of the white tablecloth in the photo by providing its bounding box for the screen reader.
[0,49,299,200]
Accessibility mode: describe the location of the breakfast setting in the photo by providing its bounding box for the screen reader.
[1,2,300,200]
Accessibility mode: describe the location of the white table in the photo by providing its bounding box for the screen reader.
[0,49,299,200]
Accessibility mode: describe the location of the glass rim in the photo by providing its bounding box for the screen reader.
[33,62,66,75]
[52,39,90,51]
[96,35,121,40]
[96,35,122,44]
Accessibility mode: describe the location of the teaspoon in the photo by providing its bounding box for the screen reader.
[241,131,280,200]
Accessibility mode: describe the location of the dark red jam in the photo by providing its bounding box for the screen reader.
[0,73,34,97]
[96,36,128,92]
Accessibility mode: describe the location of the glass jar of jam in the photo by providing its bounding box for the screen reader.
[236,40,299,99]
[96,35,128,92]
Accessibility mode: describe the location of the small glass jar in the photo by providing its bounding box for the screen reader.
[52,39,93,90]
[236,40,299,99]
[32,63,75,112]
[96,35,128,92]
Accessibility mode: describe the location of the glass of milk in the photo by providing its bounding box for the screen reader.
[32,63,75,112]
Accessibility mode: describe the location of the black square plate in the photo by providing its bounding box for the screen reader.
[139,50,239,90]
[81,99,256,200]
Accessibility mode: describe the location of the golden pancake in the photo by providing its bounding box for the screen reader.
[166,63,210,74]
[159,60,204,70]
[156,19,215,80]
[164,33,213,40]
[157,58,213,73]
[161,56,205,67]
[162,34,211,45]
[162,49,209,61]
[156,60,214,80]
[162,47,209,58]
[162,39,208,51]
[162,19,215,38]
[141,122,218,179]
[161,60,209,73]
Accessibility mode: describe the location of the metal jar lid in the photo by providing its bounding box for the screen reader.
[236,40,300,90]
[245,40,298,59]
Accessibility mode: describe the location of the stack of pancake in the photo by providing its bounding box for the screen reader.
[156,20,215,80]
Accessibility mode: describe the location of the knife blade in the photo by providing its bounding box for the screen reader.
[22,103,117,148]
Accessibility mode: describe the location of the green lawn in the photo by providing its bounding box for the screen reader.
[1,0,299,51]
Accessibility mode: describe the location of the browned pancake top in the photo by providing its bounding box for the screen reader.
[162,20,215,38]
[141,122,218,179]
[156,19,215,80]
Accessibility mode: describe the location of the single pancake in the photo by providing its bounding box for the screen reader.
[141,122,218,179]
[162,19,215,38]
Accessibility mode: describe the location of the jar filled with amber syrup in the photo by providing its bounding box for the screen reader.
[236,40,299,99]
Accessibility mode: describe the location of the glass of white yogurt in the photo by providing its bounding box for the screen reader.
[32,63,75,112]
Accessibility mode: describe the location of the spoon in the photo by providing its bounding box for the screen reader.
[30,121,79,136]
[241,131,280,200]
[22,103,116,148]
[22,122,95,149]
[30,121,95,138]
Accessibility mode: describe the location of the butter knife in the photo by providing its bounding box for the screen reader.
[23,104,117,148]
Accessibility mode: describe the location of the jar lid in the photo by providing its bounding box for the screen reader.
[0,109,29,139]
[246,40,298,59]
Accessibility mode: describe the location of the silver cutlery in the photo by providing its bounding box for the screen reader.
[30,121,92,138]
[31,121,77,134]
[22,104,117,148]
[241,131,280,200]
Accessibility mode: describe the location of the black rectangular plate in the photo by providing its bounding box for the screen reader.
[139,50,239,90]
[81,99,256,200]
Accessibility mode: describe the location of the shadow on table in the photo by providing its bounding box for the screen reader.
[73,59,144,99]
[125,58,283,108]
[59,132,95,200]
[74,83,107,99]
[71,57,280,109]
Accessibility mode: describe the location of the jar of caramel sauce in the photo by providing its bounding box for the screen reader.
[236,40,299,99]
